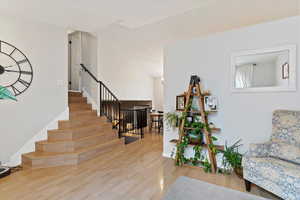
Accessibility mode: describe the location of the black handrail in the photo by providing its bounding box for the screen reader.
[80,64,121,138]
[80,64,100,83]
[80,64,119,101]
[80,63,148,140]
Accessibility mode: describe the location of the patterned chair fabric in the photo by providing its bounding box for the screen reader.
[242,110,300,200]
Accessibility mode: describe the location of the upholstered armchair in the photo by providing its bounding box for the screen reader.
[242,110,300,200]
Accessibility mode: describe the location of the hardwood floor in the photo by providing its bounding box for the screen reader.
[0,133,276,200]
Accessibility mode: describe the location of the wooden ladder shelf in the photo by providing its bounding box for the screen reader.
[175,75,219,173]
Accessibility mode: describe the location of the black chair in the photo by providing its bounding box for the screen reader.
[151,113,164,134]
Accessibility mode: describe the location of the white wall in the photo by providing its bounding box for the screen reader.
[163,17,300,160]
[153,77,164,111]
[97,0,299,101]
[97,26,155,100]
[81,32,99,111]
[0,16,68,163]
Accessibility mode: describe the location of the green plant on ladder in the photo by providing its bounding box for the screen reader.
[0,86,17,101]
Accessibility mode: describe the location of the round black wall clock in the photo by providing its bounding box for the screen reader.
[0,41,33,96]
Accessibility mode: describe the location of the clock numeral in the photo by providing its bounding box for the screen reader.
[11,85,21,96]
[10,48,16,56]
[17,59,28,65]
[19,79,30,87]
[4,59,28,69]
[20,70,33,75]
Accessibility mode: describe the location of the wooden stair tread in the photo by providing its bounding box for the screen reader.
[68,95,85,99]
[48,126,114,136]
[70,110,97,114]
[37,133,117,145]
[53,122,112,131]
[24,139,123,159]
[23,151,74,158]
[22,91,122,169]
[68,96,87,103]
[58,118,105,126]
[68,92,82,97]
[47,128,116,142]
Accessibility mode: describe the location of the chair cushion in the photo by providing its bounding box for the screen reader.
[271,110,300,145]
[269,141,300,165]
[243,157,300,200]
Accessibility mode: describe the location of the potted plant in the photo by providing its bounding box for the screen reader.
[187,122,204,144]
[219,139,243,178]
[166,111,184,128]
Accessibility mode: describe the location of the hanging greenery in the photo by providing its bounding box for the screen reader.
[173,125,243,174]
[173,131,220,170]
[190,144,204,166]
[171,75,244,175]
[165,111,180,128]
[202,159,212,173]
[175,135,190,166]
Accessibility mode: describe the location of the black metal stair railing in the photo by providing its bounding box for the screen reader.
[80,64,148,139]
[80,64,121,138]
[119,108,148,138]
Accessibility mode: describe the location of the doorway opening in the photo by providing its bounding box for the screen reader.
[68,31,82,92]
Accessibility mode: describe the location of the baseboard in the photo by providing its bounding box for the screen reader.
[68,90,81,93]
[82,88,99,116]
[4,108,69,167]
[162,152,172,158]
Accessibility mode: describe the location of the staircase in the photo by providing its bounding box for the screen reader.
[22,92,124,169]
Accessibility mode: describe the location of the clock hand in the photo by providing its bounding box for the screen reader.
[4,69,32,75]
[4,59,28,68]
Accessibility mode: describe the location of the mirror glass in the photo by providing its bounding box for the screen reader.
[232,45,296,92]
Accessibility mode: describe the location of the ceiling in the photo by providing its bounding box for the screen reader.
[0,0,215,32]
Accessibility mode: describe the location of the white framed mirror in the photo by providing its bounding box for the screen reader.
[231,45,297,92]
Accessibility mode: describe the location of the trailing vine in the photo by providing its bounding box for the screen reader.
[202,159,212,173]
[173,127,220,172]
[190,144,204,166]
[175,135,189,166]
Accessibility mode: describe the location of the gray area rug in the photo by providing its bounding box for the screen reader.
[163,176,269,200]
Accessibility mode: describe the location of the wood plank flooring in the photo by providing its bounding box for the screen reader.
[0,133,277,200]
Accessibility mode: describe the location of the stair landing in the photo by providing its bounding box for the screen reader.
[22,92,124,169]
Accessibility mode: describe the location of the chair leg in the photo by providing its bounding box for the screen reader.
[244,180,251,192]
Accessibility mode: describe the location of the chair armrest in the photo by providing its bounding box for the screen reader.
[245,142,271,157]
